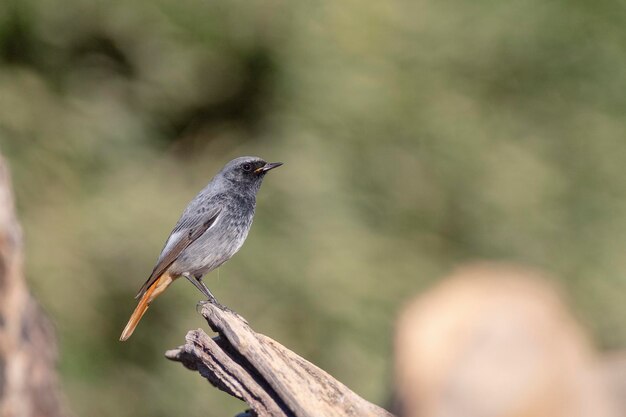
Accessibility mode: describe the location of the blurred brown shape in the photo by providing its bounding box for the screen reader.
[601,353,626,415]
[394,263,620,417]
[0,155,68,417]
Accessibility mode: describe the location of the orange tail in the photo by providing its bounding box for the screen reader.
[120,272,174,341]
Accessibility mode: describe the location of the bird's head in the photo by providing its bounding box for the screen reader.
[219,156,283,191]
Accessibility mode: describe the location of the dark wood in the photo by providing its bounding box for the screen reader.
[166,301,394,417]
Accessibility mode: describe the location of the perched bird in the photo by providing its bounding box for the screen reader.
[120,156,282,341]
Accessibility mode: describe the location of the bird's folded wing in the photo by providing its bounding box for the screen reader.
[135,205,222,299]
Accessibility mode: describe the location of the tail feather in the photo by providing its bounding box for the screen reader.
[120,272,174,341]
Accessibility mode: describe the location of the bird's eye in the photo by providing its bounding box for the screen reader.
[242,163,252,172]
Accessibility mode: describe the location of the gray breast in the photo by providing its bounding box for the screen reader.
[171,196,256,277]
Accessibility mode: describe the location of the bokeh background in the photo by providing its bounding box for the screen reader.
[1,0,625,416]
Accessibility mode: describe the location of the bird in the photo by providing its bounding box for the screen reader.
[120,156,282,341]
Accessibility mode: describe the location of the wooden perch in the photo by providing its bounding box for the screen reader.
[166,301,394,417]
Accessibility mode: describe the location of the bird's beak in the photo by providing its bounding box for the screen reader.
[255,162,283,174]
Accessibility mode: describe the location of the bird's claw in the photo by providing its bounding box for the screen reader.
[196,300,209,313]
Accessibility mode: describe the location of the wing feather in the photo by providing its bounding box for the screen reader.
[135,205,221,299]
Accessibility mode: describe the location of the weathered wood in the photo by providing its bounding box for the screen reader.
[0,155,68,417]
[166,301,394,417]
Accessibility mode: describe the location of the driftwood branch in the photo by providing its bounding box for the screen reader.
[166,301,394,417]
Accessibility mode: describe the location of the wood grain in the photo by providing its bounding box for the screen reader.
[166,301,394,417]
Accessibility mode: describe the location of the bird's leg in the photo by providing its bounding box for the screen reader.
[182,272,217,303]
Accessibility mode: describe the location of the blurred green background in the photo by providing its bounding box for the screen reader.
[1,0,625,416]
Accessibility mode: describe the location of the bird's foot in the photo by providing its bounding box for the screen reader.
[196,296,224,312]
[196,299,209,313]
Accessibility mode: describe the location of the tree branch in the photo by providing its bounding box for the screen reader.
[166,301,394,417]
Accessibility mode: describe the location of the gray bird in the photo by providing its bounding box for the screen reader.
[120,156,282,341]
